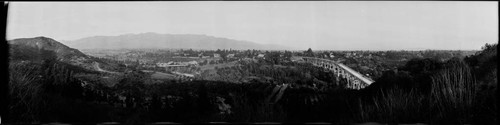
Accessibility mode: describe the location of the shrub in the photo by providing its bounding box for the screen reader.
[430,61,477,123]
[8,63,44,122]
[359,60,479,124]
[358,88,428,123]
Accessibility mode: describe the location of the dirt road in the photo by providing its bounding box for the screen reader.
[93,62,119,74]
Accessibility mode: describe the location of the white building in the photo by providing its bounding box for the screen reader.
[214,53,221,58]
[227,54,235,58]
[156,62,169,67]
[187,61,199,66]
[257,54,265,58]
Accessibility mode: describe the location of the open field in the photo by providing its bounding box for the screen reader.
[147,70,178,80]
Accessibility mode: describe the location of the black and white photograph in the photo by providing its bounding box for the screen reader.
[3,1,498,124]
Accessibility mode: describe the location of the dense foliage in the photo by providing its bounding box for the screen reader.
[358,43,497,124]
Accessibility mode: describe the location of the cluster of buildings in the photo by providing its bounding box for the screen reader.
[156,61,199,67]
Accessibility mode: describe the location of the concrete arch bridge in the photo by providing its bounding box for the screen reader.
[298,57,375,90]
[264,57,376,104]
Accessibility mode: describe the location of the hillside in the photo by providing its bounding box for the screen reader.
[62,33,293,50]
[9,37,89,61]
[8,37,107,72]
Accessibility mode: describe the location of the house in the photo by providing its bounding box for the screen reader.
[257,54,265,58]
[156,62,169,67]
[345,53,352,57]
[290,56,304,62]
[142,63,156,68]
[156,61,174,67]
[214,53,220,58]
[227,54,235,58]
[187,61,199,66]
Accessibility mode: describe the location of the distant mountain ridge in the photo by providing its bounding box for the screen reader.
[62,33,293,50]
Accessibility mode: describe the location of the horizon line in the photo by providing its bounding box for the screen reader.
[6,34,491,51]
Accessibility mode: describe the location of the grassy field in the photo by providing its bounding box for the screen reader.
[150,71,178,80]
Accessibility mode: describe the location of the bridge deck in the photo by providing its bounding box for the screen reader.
[336,63,375,85]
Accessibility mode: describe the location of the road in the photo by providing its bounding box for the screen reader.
[93,62,119,74]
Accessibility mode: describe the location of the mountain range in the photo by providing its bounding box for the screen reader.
[62,33,294,50]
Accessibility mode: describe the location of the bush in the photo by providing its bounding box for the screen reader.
[8,63,44,122]
[359,88,428,123]
[359,60,479,124]
[430,61,477,123]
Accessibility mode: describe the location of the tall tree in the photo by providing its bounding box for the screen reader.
[304,48,314,57]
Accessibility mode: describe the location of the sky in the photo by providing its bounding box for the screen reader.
[6,1,498,50]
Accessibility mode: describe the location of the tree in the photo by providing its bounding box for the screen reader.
[304,48,314,57]
[196,83,212,114]
[116,71,146,99]
[284,51,292,61]
[265,52,281,64]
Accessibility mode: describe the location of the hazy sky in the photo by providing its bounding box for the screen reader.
[7,1,498,50]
